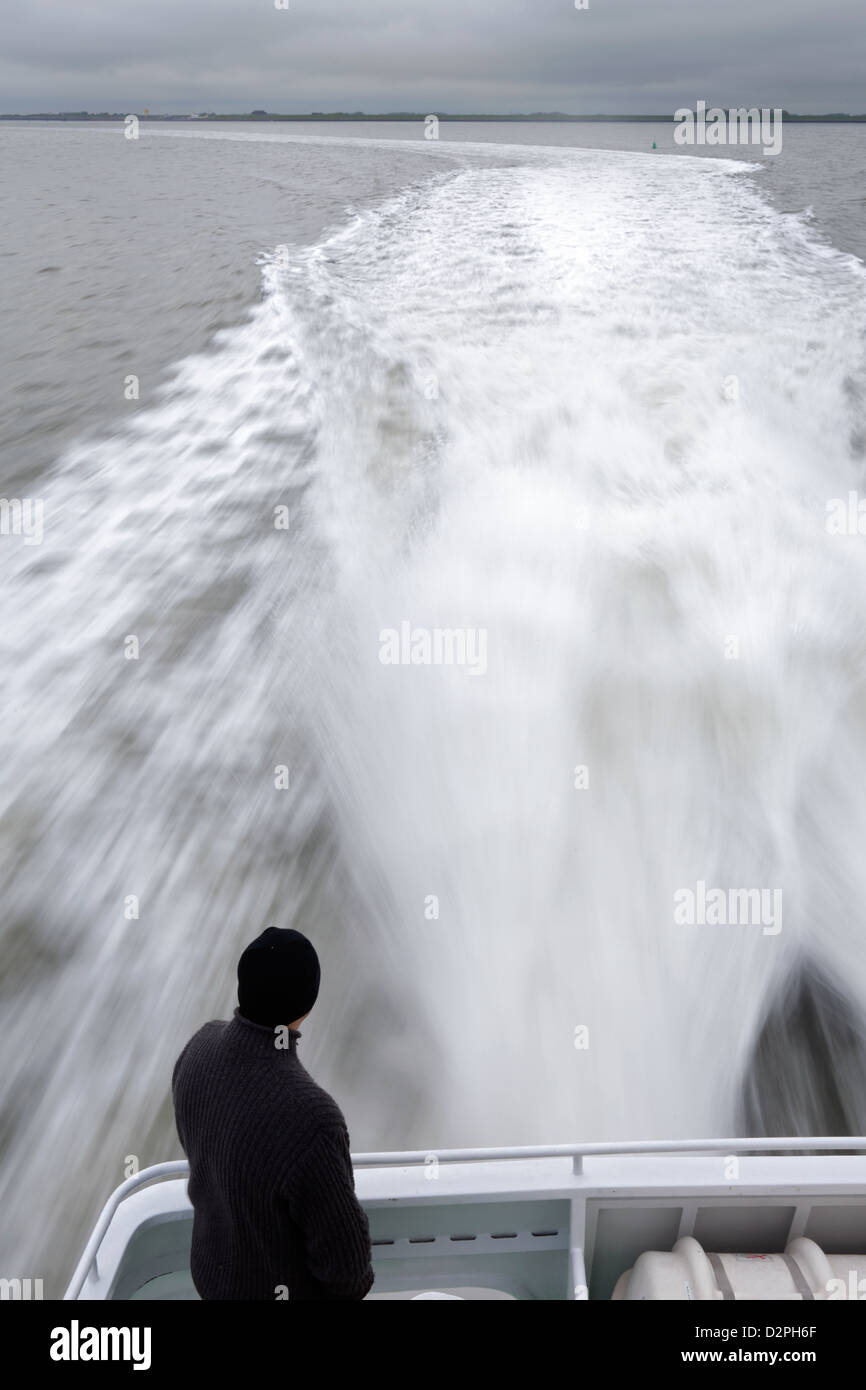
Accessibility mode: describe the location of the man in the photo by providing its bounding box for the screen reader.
[172,926,374,1301]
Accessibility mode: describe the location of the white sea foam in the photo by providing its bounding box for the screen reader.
[270,157,866,1146]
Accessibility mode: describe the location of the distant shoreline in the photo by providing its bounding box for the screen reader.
[3,111,866,123]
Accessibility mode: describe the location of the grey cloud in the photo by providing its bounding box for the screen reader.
[0,0,863,113]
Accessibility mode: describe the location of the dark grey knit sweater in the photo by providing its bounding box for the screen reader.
[171,1009,374,1301]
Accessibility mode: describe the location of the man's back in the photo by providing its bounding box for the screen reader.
[172,1009,374,1301]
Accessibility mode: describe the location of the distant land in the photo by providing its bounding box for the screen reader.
[3,110,866,123]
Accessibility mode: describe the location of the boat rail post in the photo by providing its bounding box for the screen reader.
[568,1165,589,1300]
[571,1247,589,1300]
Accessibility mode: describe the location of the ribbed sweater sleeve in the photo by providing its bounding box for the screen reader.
[286,1122,375,1301]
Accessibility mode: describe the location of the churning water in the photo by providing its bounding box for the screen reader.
[3,135,866,1292]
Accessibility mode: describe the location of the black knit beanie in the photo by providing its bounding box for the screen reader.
[237,927,321,1028]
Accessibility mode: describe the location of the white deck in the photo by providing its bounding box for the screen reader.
[65,1139,866,1301]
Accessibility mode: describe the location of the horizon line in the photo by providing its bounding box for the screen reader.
[3,109,866,123]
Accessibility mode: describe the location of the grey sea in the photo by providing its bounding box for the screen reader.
[2,119,866,1294]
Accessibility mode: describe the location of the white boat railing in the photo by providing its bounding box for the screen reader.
[63,1136,866,1300]
[352,1136,866,1173]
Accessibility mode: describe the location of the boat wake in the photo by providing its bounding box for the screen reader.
[2,146,866,1291]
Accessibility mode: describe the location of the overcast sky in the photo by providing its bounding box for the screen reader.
[1,0,863,115]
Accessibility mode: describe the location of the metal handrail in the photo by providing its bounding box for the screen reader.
[63,1137,866,1300]
[64,1160,189,1301]
[352,1137,866,1171]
